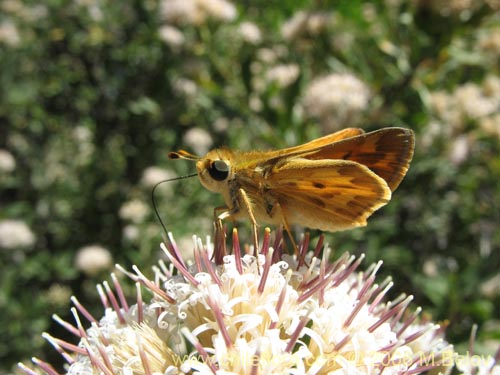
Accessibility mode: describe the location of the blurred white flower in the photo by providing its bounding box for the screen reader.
[238,21,262,44]
[44,284,72,307]
[197,0,237,22]
[0,0,23,13]
[282,11,331,41]
[72,126,94,165]
[483,75,500,100]
[158,25,185,48]
[27,4,48,20]
[480,272,500,298]
[197,0,237,21]
[256,47,279,63]
[75,245,113,276]
[74,0,103,21]
[480,113,500,140]
[361,3,377,22]
[1,1,47,21]
[122,224,140,242]
[302,73,371,131]
[22,229,452,375]
[141,166,177,188]
[0,149,16,172]
[173,77,198,97]
[119,199,149,223]
[448,135,471,166]
[72,126,92,143]
[454,83,498,120]
[159,0,199,24]
[282,11,309,40]
[429,77,500,134]
[422,258,439,277]
[249,94,263,112]
[428,92,462,134]
[0,20,21,46]
[429,91,454,119]
[478,26,500,55]
[266,64,300,88]
[87,3,103,21]
[183,127,213,155]
[0,220,35,249]
[213,117,230,132]
[160,0,236,26]
[268,94,284,111]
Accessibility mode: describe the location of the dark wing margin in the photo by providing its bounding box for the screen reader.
[301,128,415,191]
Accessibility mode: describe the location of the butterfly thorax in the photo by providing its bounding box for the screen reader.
[196,148,278,222]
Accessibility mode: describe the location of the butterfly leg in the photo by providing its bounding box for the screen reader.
[237,188,260,257]
[270,201,307,266]
[213,206,231,263]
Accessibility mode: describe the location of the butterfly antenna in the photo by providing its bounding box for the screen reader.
[168,150,200,161]
[152,173,198,239]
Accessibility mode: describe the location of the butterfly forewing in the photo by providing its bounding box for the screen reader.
[298,128,414,191]
[255,128,365,164]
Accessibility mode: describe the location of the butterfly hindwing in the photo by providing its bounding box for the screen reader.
[265,158,391,231]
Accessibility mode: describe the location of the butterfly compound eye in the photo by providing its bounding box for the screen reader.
[208,160,230,181]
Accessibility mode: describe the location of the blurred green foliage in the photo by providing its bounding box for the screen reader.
[1,0,499,372]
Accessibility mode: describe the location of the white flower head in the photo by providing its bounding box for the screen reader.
[198,0,237,23]
[448,134,471,166]
[282,11,331,41]
[158,25,185,49]
[122,224,140,242]
[256,47,279,64]
[238,21,262,44]
[75,245,113,276]
[0,149,16,172]
[428,76,500,134]
[480,113,500,140]
[72,126,92,143]
[453,83,498,120]
[22,229,452,375]
[0,20,21,46]
[266,64,300,88]
[72,126,95,165]
[160,0,203,25]
[0,219,35,249]
[302,73,371,131]
[2,1,48,22]
[173,77,198,97]
[45,284,72,307]
[478,26,500,56]
[119,199,149,223]
[183,127,213,156]
[141,166,177,188]
[160,0,236,26]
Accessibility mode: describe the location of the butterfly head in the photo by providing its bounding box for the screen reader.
[196,148,234,193]
[169,148,234,193]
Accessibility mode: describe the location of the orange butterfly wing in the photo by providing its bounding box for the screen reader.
[298,127,414,191]
[280,128,365,152]
[264,159,391,232]
[261,128,365,161]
